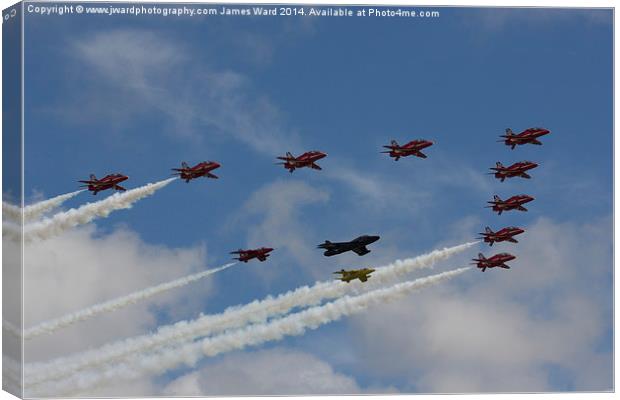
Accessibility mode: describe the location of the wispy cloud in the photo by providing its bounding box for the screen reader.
[62,29,301,154]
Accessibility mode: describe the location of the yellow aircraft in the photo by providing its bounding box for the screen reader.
[333,268,376,283]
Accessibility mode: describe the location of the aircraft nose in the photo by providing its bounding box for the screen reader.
[369,235,380,243]
[265,247,274,253]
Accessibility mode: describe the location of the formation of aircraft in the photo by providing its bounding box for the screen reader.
[230,247,274,263]
[276,151,327,173]
[478,226,525,246]
[75,126,549,276]
[382,139,433,161]
[172,161,221,182]
[475,126,549,271]
[489,161,538,182]
[486,194,534,215]
[471,252,516,272]
[500,127,550,149]
[78,173,128,195]
[334,268,376,283]
[317,235,381,257]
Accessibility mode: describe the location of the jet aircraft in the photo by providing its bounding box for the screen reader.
[276,151,327,173]
[382,139,433,161]
[318,235,380,257]
[79,173,128,195]
[486,194,534,215]
[334,268,376,283]
[471,252,515,272]
[490,161,538,182]
[230,247,274,263]
[478,226,525,246]
[172,161,221,182]
[500,127,550,149]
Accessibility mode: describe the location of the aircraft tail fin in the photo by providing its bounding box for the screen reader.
[496,162,504,168]
[390,140,399,147]
[493,195,502,202]
[485,227,492,234]
[317,240,333,249]
[90,174,97,181]
[286,152,294,159]
[181,161,189,169]
[478,253,486,260]
[505,128,514,136]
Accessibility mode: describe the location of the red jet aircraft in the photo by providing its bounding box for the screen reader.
[276,151,327,173]
[490,161,538,182]
[79,173,128,195]
[471,252,516,272]
[172,161,221,183]
[382,139,433,161]
[230,247,274,262]
[478,226,525,246]
[500,127,550,149]
[486,194,534,215]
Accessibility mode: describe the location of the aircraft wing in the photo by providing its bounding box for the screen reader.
[257,254,267,261]
[352,246,371,256]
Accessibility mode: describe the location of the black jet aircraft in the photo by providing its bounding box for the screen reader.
[317,235,380,257]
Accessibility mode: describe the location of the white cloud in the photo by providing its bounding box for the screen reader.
[347,216,612,392]
[324,164,432,215]
[61,29,301,153]
[230,179,330,280]
[20,224,212,364]
[163,348,361,395]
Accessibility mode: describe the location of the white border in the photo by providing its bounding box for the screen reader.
[0,1,615,400]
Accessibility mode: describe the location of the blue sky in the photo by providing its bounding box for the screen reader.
[17,5,613,395]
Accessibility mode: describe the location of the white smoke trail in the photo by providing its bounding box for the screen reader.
[3,190,83,224]
[4,179,175,242]
[25,242,476,386]
[2,202,21,222]
[24,263,235,341]
[31,267,471,396]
